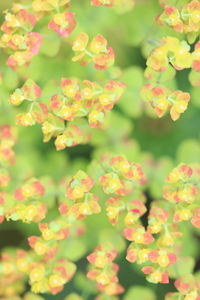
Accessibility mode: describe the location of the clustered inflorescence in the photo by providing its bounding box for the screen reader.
[1,0,200,300]
[142,0,200,120]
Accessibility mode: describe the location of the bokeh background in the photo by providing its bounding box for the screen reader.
[1,0,200,299]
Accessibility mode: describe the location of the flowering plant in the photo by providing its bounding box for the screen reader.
[1,0,200,300]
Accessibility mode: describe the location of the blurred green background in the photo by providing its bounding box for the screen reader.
[1,0,200,299]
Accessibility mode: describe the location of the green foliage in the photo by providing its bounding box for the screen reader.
[1,0,200,300]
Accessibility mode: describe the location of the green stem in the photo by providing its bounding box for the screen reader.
[85,49,94,58]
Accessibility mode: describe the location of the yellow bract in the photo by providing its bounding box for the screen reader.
[72,33,89,52]
[22,185,34,197]
[30,266,45,283]
[108,178,122,190]
[133,232,144,243]
[16,258,29,272]
[49,274,64,287]
[157,254,169,267]
[138,249,149,263]
[34,241,47,255]
[99,94,112,106]
[42,121,54,135]
[65,85,77,98]
[42,228,55,240]
[179,208,192,221]
[72,185,85,199]
[149,271,162,283]
[9,92,24,106]
[82,87,93,99]
[53,13,66,26]
[168,169,180,183]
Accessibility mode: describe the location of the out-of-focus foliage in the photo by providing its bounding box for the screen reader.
[0,0,200,300]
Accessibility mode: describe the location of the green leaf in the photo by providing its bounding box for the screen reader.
[144,66,176,83]
[40,33,61,57]
[63,238,86,261]
[64,293,83,300]
[117,67,144,118]
[165,293,180,300]
[74,272,97,294]
[24,293,45,300]
[189,69,200,87]
[99,229,126,253]
[123,286,156,300]
[191,86,200,107]
[3,68,19,90]
[176,139,200,164]
[168,256,195,279]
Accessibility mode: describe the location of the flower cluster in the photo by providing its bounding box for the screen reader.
[165,274,200,300]
[53,120,92,151]
[144,1,200,119]
[26,226,78,295]
[90,155,155,284]
[0,178,47,224]
[0,125,18,223]
[0,0,78,69]
[124,203,179,284]
[158,0,200,43]
[51,78,125,128]
[0,250,27,299]
[0,148,200,297]
[0,125,17,188]
[2,0,200,298]
[141,83,190,120]
[164,164,200,228]
[28,205,84,260]
[106,194,146,226]
[99,155,146,195]
[0,248,71,299]
[0,247,76,298]
[9,78,48,126]
[72,33,115,70]
[122,164,194,284]
[122,163,200,285]
[142,36,192,120]
[9,77,125,150]
[29,258,76,294]
[146,37,192,72]
[21,171,97,294]
[92,155,147,227]
[65,170,101,217]
[87,245,124,296]
[32,0,70,15]
[0,5,42,69]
